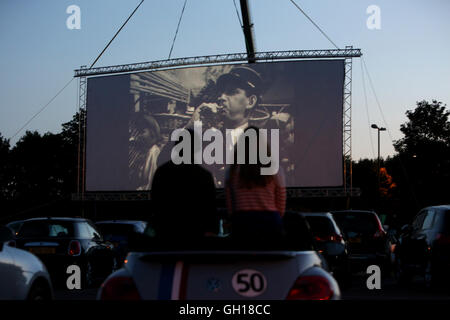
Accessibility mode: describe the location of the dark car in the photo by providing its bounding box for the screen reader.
[331,210,390,273]
[95,220,148,267]
[15,217,116,288]
[301,212,350,287]
[395,205,450,287]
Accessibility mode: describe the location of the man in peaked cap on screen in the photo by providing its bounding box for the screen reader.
[187,65,263,141]
[214,65,263,130]
[181,65,265,187]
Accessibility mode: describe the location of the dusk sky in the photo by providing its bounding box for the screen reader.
[1,0,449,160]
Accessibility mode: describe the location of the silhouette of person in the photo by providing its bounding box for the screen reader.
[151,129,219,245]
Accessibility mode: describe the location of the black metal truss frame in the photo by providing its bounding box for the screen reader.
[74,48,361,77]
[75,48,362,201]
[72,187,361,201]
[343,46,354,194]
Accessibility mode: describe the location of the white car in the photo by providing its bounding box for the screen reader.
[0,225,53,300]
[98,212,341,300]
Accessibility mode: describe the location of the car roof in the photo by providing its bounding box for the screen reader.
[423,205,450,211]
[6,220,24,225]
[95,220,146,225]
[300,212,333,218]
[23,217,88,222]
[331,210,376,215]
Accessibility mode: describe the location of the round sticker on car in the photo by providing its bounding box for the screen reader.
[231,269,267,297]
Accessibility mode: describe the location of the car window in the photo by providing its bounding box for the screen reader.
[77,222,100,239]
[6,222,22,233]
[86,222,102,239]
[18,221,74,238]
[49,224,70,237]
[77,223,92,239]
[332,212,379,235]
[305,216,336,236]
[422,210,435,230]
[412,211,426,230]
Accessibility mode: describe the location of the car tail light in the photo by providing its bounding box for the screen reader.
[435,234,450,245]
[8,240,16,247]
[286,276,333,300]
[373,215,386,239]
[373,230,386,239]
[315,234,343,243]
[68,240,81,256]
[100,276,141,300]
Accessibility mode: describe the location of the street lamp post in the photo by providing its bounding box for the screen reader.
[371,124,386,198]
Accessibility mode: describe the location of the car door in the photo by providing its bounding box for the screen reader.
[421,209,437,247]
[0,225,23,300]
[84,222,112,274]
[80,222,100,256]
[0,242,17,299]
[406,210,430,267]
[400,211,425,266]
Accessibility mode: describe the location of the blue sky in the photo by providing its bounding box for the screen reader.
[0,0,449,160]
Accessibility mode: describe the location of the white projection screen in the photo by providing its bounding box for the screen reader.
[85,60,344,191]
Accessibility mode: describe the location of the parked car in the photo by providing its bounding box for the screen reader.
[395,205,450,287]
[95,220,148,267]
[98,211,341,300]
[0,225,53,300]
[301,212,350,287]
[15,217,116,288]
[331,210,391,274]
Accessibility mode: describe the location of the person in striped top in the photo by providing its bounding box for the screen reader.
[225,127,286,241]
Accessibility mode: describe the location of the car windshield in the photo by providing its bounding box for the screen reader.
[332,212,379,235]
[17,221,75,238]
[305,216,336,236]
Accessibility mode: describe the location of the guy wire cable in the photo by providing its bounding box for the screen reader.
[10,0,145,141]
[168,0,188,59]
[361,59,376,159]
[362,56,420,208]
[288,0,340,49]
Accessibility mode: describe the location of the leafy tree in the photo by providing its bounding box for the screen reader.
[0,133,11,200]
[392,100,450,208]
[9,131,65,202]
[352,158,378,206]
[379,167,396,198]
[59,109,86,195]
[394,100,450,154]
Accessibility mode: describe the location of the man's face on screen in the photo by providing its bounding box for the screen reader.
[217,87,255,126]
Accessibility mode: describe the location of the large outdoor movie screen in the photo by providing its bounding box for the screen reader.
[85,60,344,191]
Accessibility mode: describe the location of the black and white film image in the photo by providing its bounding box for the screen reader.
[85,60,344,191]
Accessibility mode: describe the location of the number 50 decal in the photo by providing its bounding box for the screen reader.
[232,269,267,297]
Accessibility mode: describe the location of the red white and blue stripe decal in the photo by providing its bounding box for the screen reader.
[158,261,189,300]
